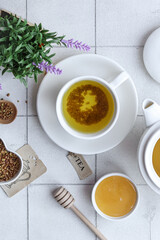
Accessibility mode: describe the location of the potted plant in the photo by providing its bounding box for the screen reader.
[0,11,90,86]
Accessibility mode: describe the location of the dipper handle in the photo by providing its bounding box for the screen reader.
[54,187,107,240]
[71,205,107,240]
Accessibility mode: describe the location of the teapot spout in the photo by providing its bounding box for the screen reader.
[143,99,160,127]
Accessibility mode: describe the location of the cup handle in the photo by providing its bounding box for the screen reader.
[109,72,129,89]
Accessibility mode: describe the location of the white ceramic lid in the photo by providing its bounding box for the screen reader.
[143,27,160,83]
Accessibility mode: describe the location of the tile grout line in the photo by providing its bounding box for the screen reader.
[26,2,29,240]
[96,45,144,48]
[17,115,37,117]
[44,45,143,48]
[95,1,97,236]
[27,187,29,240]
[95,0,97,54]
[31,183,95,186]
[26,182,147,186]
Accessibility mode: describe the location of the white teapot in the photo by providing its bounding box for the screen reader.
[138,99,160,194]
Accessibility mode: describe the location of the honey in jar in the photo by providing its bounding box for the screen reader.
[95,175,137,217]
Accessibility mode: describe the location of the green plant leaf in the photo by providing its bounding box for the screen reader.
[23,32,30,38]
[15,43,23,52]
[34,72,38,83]
[24,35,34,42]
[0,14,66,86]
[23,19,27,25]
[25,63,32,68]
[0,36,8,42]
[16,17,21,27]
[25,45,33,54]
[41,29,49,33]
[38,23,42,30]
[6,45,12,51]
[2,67,8,75]
[5,55,13,63]
[17,35,23,40]
[0,26,9,31]
[48,53,56,58]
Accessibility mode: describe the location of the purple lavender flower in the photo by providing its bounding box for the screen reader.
[33,61,62,75]
[32,39,90,76]
[0,84,2,90]
[61,39,90,51]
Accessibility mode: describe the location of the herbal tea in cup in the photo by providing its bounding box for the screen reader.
[63,80,114,133]
[56,73,129,139]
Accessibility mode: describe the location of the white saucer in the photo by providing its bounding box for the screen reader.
[138,121,160,195]
[37,54,138,154]
[143,27,160,83]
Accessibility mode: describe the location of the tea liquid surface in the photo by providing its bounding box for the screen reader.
[62,80,114,133]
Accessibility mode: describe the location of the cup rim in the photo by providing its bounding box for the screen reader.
[91,172,139,220]
[0,138,23,186]
[144,129,160,188]
[56,75,120,140]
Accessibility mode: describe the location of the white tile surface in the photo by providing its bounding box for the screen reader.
[97,185,156,240]
[0,117,26,150]
[28,117,95,184]
[96,0,160,46]
[97,47,160,115]
[0,72,27,115]
[29,185,97,240]
[0,1,160,240]
[27,0,95,45]
[97,117,146,184]
[0,0,26,18]
[150,188,160,240]
[0,188,27,240]
[28,47,95,115]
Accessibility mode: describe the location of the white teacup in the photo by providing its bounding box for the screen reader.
[56,72,129,139]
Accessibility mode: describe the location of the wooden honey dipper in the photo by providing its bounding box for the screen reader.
[54,186,107,240]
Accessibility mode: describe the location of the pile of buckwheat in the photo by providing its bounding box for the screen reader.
[0,140,21,182]
[0,102,13,120]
